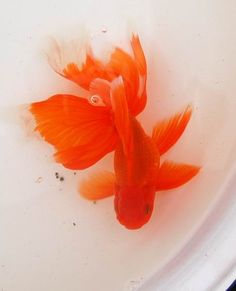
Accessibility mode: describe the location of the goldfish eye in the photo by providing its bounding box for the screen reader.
[89,95,105,106]
[144,204,151,215]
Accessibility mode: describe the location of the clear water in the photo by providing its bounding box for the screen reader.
[0,1,236,290]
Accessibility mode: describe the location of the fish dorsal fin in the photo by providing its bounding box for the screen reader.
[111,77,133,155]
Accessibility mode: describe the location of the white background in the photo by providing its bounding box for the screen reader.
[0,0,236,290]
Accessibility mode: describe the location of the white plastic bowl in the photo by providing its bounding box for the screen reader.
[0,1,236,290]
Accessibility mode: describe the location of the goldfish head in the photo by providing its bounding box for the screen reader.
[114,184,156,229]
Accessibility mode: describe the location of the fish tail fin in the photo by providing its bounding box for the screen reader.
[111,77,133,154]
[30,94,118,170]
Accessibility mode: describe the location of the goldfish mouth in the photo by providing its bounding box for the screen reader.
[118,217,151,230]
[116,209,153,230]
[114,188,155,230]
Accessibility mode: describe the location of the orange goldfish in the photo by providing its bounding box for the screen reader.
[30,34,200,229]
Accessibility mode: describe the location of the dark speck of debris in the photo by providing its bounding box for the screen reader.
[73,172,76,175]
[93,200,97,204]
[35,177,43,183]
[55,172,59,179]
[73,222,76,226]
[60,177,64,182]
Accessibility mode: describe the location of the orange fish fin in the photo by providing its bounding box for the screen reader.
[152,105,192,155]
[63,55,111,90]
[130,34,147,115]
[107,48,139,105]
[156,160,200,191]
[111,77,132,154]
[54,134,117,170]
[79,171,115,200]
[89,78,111,106]
[131,34,147,76]
[30,94,118,169]
[48,38,112,90]
[107,35,147,116]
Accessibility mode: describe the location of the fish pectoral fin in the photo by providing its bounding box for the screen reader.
[79,171,115,200]
[156,160,200,191]
[152,105,192,155]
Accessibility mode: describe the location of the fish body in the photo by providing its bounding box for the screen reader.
[109,77,159,229]
[114,117,159,229]
[30,34,200,229]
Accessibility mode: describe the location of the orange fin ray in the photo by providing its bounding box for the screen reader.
[62,55,113,90]
[89,78,111,106]
[30,94,118,169]
[129,34,147,115]
[48,35,147,116]
[111,77,132,155]
[156,160,200,191]
[54,134,118,170]
[79,171,115,200]
[131,34,147,76]
[152,105,192,155]
[107,47,139,105]
[107,35,147,116]
[47,38,111,90]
